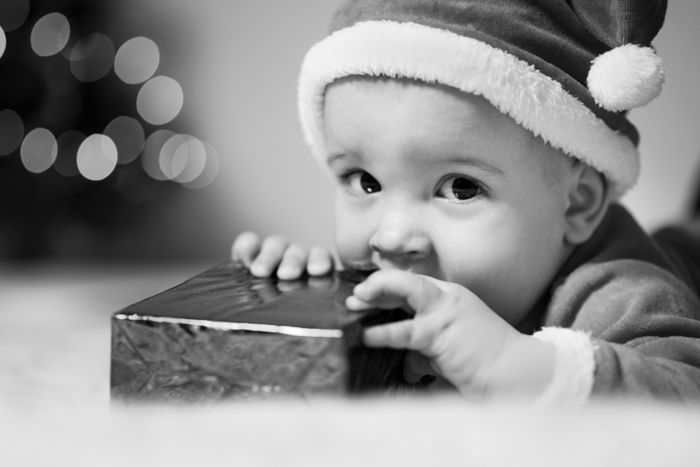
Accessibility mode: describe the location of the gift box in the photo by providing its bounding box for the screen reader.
[110,262,410,402]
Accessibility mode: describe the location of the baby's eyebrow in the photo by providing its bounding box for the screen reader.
[436,155,506,176]
[326,152,504,176]
[326,152,361,166]
[326,153,344,165]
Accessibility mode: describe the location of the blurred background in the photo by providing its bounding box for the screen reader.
[0,0,698,264]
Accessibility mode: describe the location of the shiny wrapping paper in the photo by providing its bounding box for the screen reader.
[110,262,410,401]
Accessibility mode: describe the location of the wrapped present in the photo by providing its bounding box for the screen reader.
[110,262,410,402]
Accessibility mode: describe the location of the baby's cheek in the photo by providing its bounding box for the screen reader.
[434,235,512,299]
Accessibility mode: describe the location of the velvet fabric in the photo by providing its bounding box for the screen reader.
[535,204,700,400]
[330,0,667,146]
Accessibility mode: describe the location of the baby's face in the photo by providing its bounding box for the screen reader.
[324,78,575,325]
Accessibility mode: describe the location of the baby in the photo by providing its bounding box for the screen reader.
[233,0,700,402]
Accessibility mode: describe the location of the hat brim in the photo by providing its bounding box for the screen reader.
[298,20,639,198]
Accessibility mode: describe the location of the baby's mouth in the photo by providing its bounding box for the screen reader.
[344,256,428,276]
[338,261,377,283]
[340,260,379,282]
[344,261,379,273]
[352,261,424,277]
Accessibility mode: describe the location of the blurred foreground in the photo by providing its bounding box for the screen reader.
[2,263,700,466]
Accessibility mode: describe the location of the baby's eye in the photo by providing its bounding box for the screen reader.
[344,170,381,195]
[436,175,482,201]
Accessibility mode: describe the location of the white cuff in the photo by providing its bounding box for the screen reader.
[533,327,596,405]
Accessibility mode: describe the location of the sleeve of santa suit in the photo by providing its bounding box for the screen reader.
[540,259,700,402]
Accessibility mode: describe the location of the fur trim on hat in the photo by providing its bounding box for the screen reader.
[298,20,639,198]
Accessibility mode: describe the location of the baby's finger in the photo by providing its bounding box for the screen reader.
[363,320,415,348]
[363,311,444,357]
[345,295,369,310]
[250,235,289,277]
[307,246,334,276]
[353,270,443,315]
[345,293,406,311]
[231,231,262,268]
[277,244,309,280]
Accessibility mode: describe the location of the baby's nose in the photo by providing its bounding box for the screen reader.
[369,216,432,260]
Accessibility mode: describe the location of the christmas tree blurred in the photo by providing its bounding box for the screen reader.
[0,0,219,260]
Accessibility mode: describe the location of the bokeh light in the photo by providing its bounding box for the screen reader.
[0,109,24,155]
[54,130,84,177]
[0,26,6,59]
[104,116,145,164]
[114,37,160,85]
[171,136,207,183]
[0,0,30,32]
[158,133,188,180]
[158,134,208,183]
[69,33,115,82]
[76,134,118,181]
[31,13,70,57]
[136,75,183,125]
[184,142,219,189]
[150,132,220,188]
[20,128,58,173]
[141,129,174,180]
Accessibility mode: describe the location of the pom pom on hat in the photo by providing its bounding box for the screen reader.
[587,44,665,112]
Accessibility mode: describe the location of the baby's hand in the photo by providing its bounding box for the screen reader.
[346,270,554,398]
[231,231,334,280]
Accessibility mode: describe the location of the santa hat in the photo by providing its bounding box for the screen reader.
[298,0,667,198]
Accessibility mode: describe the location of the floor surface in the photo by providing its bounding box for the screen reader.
[2,262,700,466]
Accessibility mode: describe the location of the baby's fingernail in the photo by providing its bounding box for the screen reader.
[307,263,325,276]
[277,266,298,279]
[251,262,268,276]
[354,283,376,301]
[346,296,363,310]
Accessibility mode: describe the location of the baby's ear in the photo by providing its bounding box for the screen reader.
[563,163,610,245]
